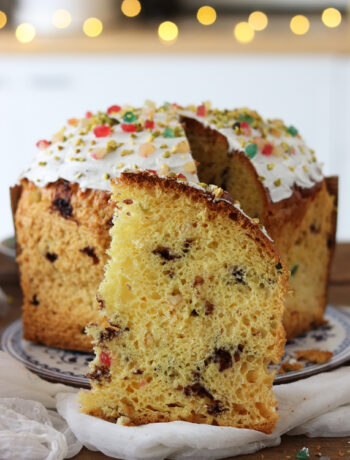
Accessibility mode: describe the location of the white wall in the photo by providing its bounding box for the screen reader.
[0,54,348,240]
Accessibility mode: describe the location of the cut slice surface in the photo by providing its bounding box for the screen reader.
[80,172,288,433]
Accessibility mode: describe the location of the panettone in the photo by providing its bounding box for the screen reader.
[12,102,337,350]
[79,171,288,433]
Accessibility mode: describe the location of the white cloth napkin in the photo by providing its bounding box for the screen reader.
[0,352,81,460]
[1,350,350,460]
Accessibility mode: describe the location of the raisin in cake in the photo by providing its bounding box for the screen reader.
[13,103,197,351]
[79,171,289,433]
[181,104,337,338]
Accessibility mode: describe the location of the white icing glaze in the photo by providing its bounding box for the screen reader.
[21,102,323,205]
[181,106,323,203]
[21,104,198,192]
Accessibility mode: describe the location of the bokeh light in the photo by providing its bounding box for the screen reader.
[121,0,141,18]
[248,11,268,31]
[234,22,255,44]
[158,21,178,44]
[16,23,36,44]
[322,8,342,28]
[290,15,310,35]
[197,6,217,26]
[0,11,7,29]
[52,9,72,29]
[83,18,103,38]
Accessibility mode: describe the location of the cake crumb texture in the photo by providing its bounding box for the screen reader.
[79,172,289,433]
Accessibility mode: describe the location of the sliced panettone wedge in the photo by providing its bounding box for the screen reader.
[79,171,289,434]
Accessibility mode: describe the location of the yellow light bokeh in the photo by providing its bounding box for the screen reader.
[322,8,342,28]
[121,0,141,18]
[52,9,71,29]
[0,11,7,29]
[197,6,217,26]
[248,11,268,31]
[158,21,178,44]
[83,17,103,38]
[290,15,310,35]
[234,22,255,44]
[16,23,36,44]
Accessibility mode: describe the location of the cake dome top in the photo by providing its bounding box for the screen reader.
[182,103,323,203]
[21,101,323,203]
[21,102,199,192]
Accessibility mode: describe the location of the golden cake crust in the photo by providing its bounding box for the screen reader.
[183,117,337,339]
[14,178,114,351]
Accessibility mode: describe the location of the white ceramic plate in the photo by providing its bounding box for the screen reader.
[0,236,16,259]
[1,306,350,388]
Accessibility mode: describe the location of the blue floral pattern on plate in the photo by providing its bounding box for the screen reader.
[1,306,350,387]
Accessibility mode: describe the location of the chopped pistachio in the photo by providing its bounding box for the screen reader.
[75,138,84,146]
[121,149,134,157]
[107,140,117,152]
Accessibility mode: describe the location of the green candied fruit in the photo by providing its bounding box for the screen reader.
[163,127,175,138]
[287,125,298,137]
[238,113,255,125]
[296,447,309,459]
[291,264,299,277]
[245,143,258,159]
[123,111,137,123]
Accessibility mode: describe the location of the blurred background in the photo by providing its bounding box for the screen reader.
[0,0,349,243]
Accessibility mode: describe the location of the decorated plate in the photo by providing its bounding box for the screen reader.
[0,236,16,259]
[1,306,350,388]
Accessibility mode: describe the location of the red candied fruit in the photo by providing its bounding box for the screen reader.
[178,173,186,179]
[100,351,111,366]
[146,169,157,174]
[145,119,155,129]
[36,139,50,150]
[121,123,136,133]
[94,125,111,138]
[85,111,92,118]
[240,121,252,136]
[196,104,206,117]
[262,144,273,156]
[107,105,121,115]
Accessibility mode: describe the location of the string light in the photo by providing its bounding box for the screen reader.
[83,18,103,38]
[197,6,216,26]
[52,9,71,29]
[290,15,310,35]
[0,11,7,29]
[248,11,268,31]
[16,23,36,43]
[234,22,255,44]
[158,21,178,44]
[121,0,141,18]
[322,8,342,28]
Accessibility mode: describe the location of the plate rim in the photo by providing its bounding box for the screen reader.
[1,305,350,387]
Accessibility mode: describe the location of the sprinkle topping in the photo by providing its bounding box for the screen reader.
[182,105,323,202]
[23,102,323,204]
[94,125,111,138]
[107,105,121,115]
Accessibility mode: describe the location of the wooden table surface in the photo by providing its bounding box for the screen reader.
[1,244,350,460]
